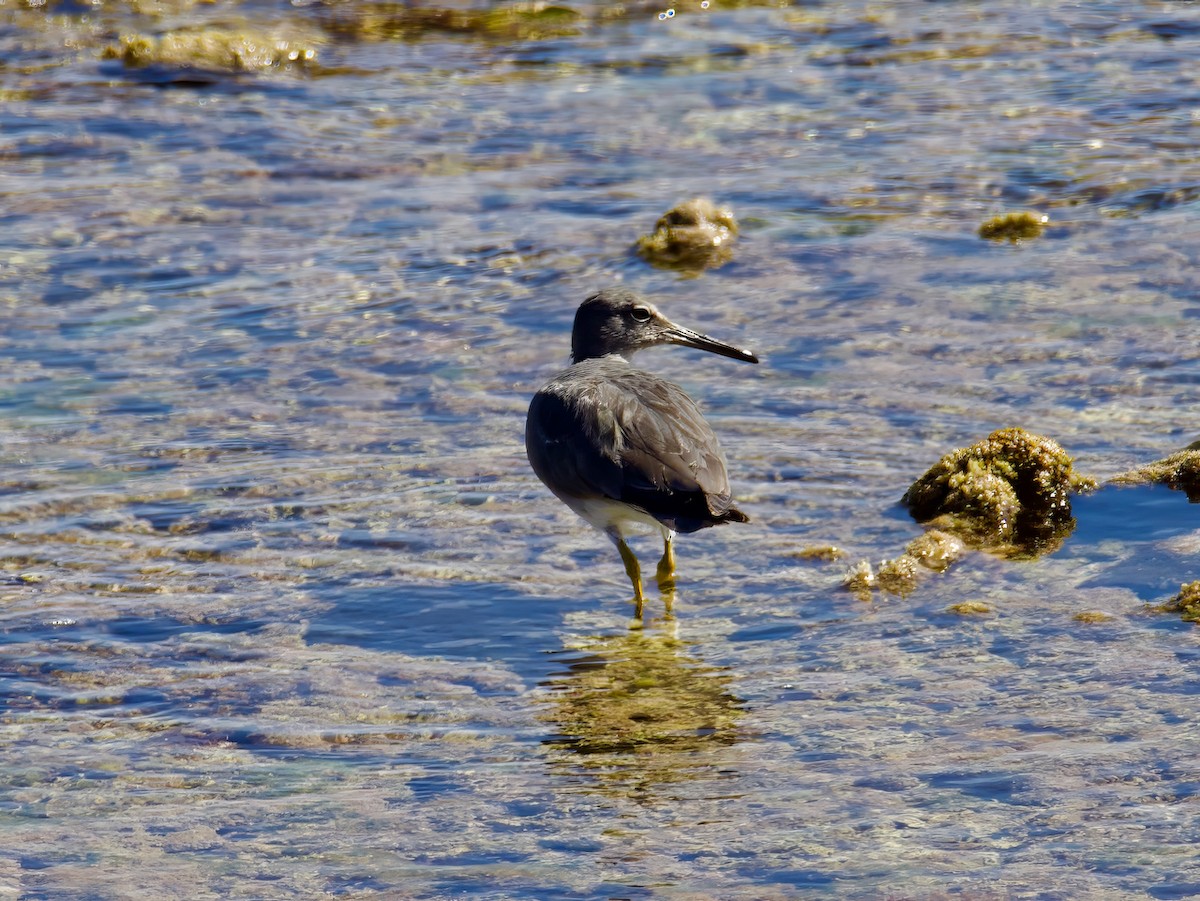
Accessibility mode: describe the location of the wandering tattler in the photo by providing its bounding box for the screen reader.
[526,287,759,617]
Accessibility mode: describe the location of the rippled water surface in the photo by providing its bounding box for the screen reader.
[3,0,1200,897]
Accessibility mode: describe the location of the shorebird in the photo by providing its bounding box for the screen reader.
[525,287,758,617]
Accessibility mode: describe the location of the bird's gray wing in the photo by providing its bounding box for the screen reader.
[602,372,737,529]
[526,361,739,532]
[526,382,627,504]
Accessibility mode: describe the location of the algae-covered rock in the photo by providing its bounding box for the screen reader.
[840,531,965,599]
[789,545,845,561]
[948,600,991,615]
[978,211,1048,243]
[636,198,737,273]
[902,427,1096,558]
[1111,441,1200,502]
[842,559,875,599]
[102,29,319,75]
[317,2,582,43]
[1157,581,1200,623]
[905,529,966,572]
[875,554,920,595]
[843,555,918,598]
[481,2,583,38]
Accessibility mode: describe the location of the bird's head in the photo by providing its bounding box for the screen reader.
[570,287,759,365]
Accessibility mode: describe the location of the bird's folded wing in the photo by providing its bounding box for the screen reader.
[527,364,737,527]
[605,376,735,521]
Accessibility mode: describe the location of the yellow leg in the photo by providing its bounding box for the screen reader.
[655,536,676,590]
[617,538,645,619]
[655,536,676,617]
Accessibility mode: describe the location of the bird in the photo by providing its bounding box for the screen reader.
[526,287,759,618]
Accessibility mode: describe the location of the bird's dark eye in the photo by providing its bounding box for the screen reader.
[630,306,651,322]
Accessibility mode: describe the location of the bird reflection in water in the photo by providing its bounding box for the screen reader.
[541,627,744,800]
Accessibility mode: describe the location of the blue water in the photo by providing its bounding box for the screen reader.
[3,0,1200,897]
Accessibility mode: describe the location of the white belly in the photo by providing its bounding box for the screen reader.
[561,494,674,544]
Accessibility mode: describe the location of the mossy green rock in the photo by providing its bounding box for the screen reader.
[902,427,1096,557]
[636,197,738,272]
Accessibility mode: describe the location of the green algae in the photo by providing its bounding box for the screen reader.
[1156,581,1200,623]
[635,197,738,274]
[948,600,992,615]
[316,2,583,43]
[102,29,319,73]
[1111,441,1200,502]
[789,545,846,561]
[978,211,1048,243]
[1073,611,1116,624]
[315,0,780,44]
[902,427,1097,559]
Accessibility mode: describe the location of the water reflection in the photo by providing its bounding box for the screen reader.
[541,627,743,801]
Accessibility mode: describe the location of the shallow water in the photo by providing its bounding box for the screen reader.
[2,0,1200,897]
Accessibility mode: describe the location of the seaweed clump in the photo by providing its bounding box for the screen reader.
[1158,582,1200,623]
[102,30,319,75]
[901,427,1096,558]
[636,198,737,273]
[1111,441,1200,502]
[979,211,1047,243]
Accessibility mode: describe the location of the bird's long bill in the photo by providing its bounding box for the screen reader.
[662,323,759,364]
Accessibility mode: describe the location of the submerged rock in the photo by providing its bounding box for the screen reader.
[636,198,737,273]
[789,545,846,561]
[1073,611,1116,624]
[902,427,1096,558]
[978,211,1048,243]
[1111,441,1200,502]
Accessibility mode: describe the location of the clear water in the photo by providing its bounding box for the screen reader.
[2,1,1199,897]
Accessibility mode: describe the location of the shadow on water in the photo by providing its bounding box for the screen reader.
[539,627,744,803]
[303,580,596,685]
